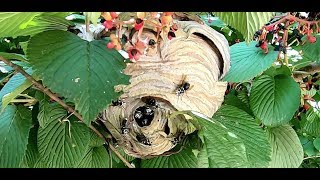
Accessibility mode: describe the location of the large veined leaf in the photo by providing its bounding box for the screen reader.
[223,41,278,82]
[111,147,136,167]
[213,105,271,168]
[223,93,253,116]
[0,68,33,110]
[76,130,110,168]
[302,34,320,62]
[0,12,73,38]
[267,125,303,168]
[42,12,74,18]
[250,74,300,127]
[0,105,32,167]
[214,12,274,42]
[140,146,198,168]
[19,15,74,37]
[76,146,110,168]
[0,12,41,37]
[37,99,67,128]
[84,12,101,26]
[302,109,320,137]
[189,112,248,167]
[37,116,90,168]
[27,30,129,125]
[22,125,39,168]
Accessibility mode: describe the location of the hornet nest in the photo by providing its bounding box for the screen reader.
[99,20,231,158]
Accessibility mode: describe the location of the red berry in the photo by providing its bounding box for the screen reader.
[307,35,316,43]
[128,48,141,61]
[168,31,176,40]
[107,42,115,49]
[265,25,274,31]
[287,16,295,22]
[303,104,310,110]
[103,20,113,29]
[134,18,144,31]
[260,41,268,50]
[110,12,118,19]
[171,23,178,31]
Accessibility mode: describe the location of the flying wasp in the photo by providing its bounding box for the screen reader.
[175,74,193,97]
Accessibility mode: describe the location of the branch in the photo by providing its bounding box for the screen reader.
[303,155,320,160]
[0,56,134,168]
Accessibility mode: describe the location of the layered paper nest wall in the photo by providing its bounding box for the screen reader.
[101,20,231,158]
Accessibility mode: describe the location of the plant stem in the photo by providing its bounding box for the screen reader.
[265,14,319,29]
[0,56,134,168]
[283,20,290,65]
[303,155,320,160]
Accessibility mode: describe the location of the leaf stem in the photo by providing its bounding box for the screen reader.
[0,56,134,168]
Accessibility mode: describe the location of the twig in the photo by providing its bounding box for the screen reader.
[10,99,36,103]
[108,143,133,168]
[0,56,134,168]
[303,155,320,160]
[283,20,290,65]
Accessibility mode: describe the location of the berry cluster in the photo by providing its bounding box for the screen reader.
[101,12,178,62]
[295,72,320,120]
[302,72,319,91]
[254,13,319,56]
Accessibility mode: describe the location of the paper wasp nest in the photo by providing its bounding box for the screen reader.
[101,20,231,158]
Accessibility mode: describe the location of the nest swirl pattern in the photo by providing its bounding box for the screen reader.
[101,20,231,158]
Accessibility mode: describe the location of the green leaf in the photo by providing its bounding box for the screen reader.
[267,125,304,168]
[0,52,28,62]
[37,100,67,128]
[0,105,32,167]
[140,146,198,168]
[37,116,90,168]
[0,12,41,37]
[76,146,110,168]
[88,129,105,148]
[313,137,320,151]
[214,12,274,42]
[0,68,33,110]
[250,74,300,127]
[17,15,74,37]
[27,30,129,125]
[111,147,136,165]
[303,140,317,157]
[213,105,271,167]
[22,125,39,168]
[237,89,250,107]
[84,12,101,26]
[303,109,320,137]
[263,65,292,77]
[302,34,320,62]
[42,12,74,18]
[223,41,278,82]
[223,93,253,116]
[189,112,248,167]
[0,13,74,38]
[200,15,226,28]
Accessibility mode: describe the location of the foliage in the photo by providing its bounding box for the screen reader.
[0,12,319,168]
